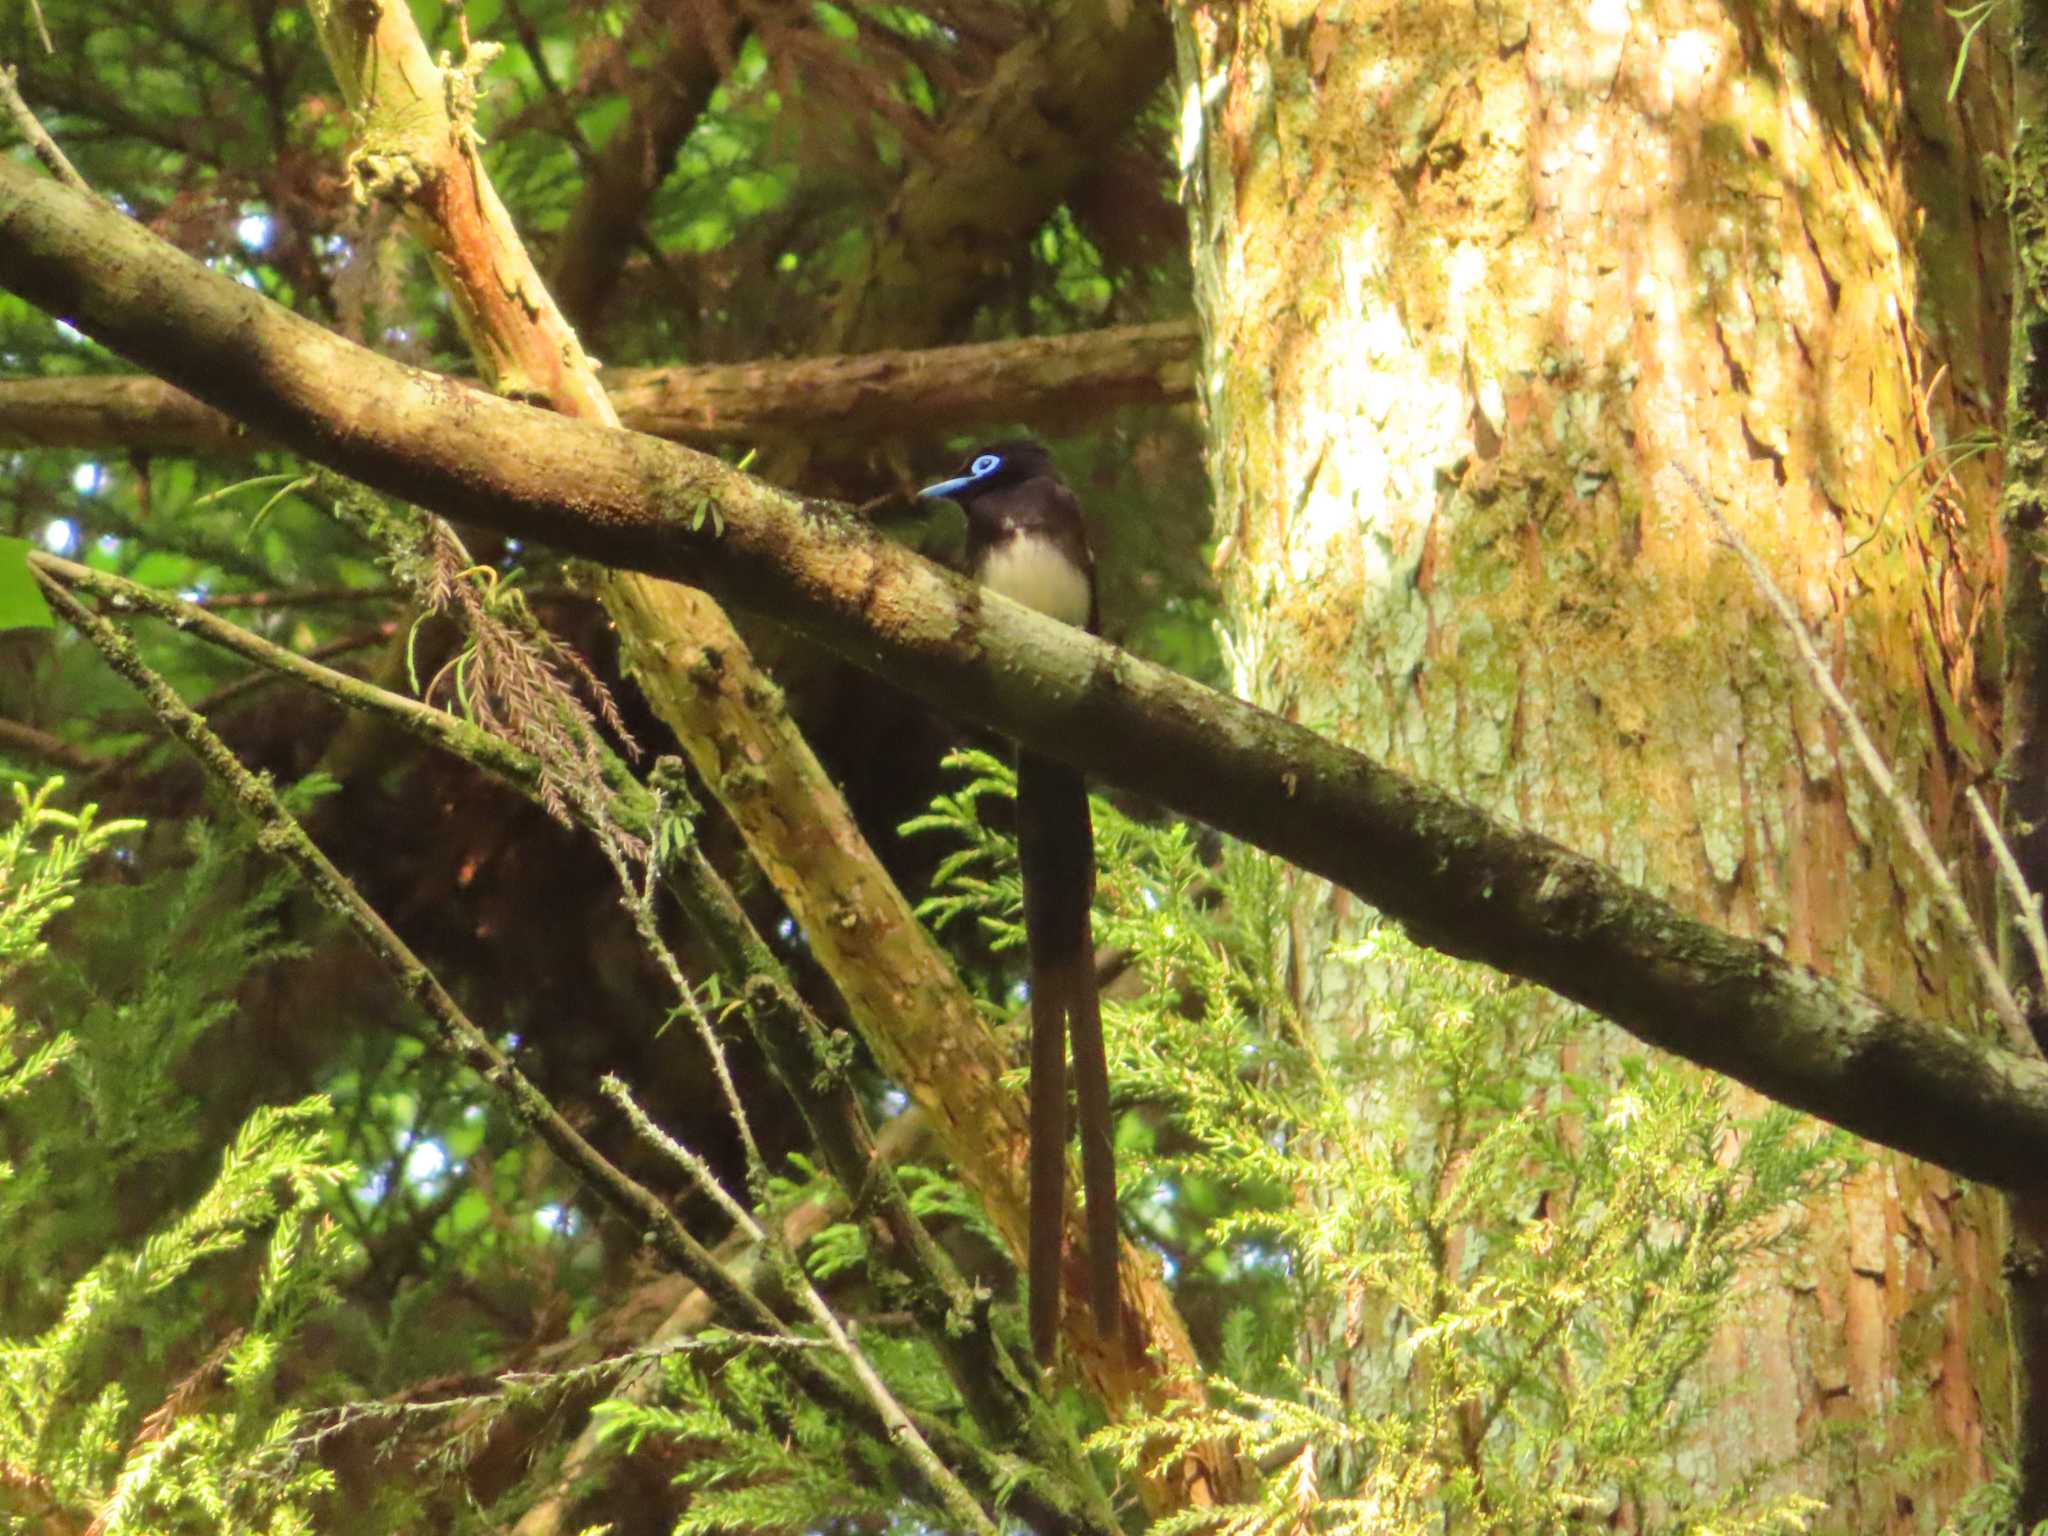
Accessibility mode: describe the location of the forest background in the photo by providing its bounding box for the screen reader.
[1,1,2045,1533]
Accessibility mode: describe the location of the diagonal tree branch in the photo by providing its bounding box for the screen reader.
[0,715,99,772]
[812,0,1171,356]
[28,568,1064,1536]
[757,0,1174,498]
[32,543,1117,1533]
[296,0,1213,1483]
[6,154,2048,1196]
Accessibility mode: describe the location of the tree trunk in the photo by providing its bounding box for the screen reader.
[1175,0,2010,1523]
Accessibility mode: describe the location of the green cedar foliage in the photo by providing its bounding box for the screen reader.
[597,1348,904,1536]
[0,756,1864,1534]
[570,749,1860,1532]
[919,751,1846,1534]
[0,778,353,1534]
[1943,1463,2048,1535]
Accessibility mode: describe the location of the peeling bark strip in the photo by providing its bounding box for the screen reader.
[0,325,1197,456]
[7,159,2048,1190]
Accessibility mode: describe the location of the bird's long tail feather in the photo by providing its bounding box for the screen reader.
[1017,751,1119,1364]
[1026,930,1068,1367]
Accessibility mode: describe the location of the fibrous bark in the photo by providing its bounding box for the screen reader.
[1173,0,2009,1516]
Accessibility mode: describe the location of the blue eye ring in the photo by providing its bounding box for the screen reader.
[970,453,1002,477]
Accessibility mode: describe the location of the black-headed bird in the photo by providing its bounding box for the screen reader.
[920,440,1119,1365]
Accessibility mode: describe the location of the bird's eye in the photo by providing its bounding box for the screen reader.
[970,453,1002,477]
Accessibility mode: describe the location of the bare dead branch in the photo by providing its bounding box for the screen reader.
[1968,784,2048,995]
[0,325,1197,456]
[0,716,99,773]
[1676,465,2035,1055]
[0,64,86,193]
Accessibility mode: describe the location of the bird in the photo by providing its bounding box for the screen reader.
[919,439,1120,1365]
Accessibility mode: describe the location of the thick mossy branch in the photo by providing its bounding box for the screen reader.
[0,326,1197,456]
[6,157,2048,1191]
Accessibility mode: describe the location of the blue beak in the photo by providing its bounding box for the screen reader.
[918,475,976,500]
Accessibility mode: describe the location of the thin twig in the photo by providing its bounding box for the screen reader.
[94,625,396,781]
[601,1072,759,1236]
[291,1330,826,1452]
[30,551,539,787]
[498,0,597,168]
[196,584,401,610]
[510,1106,937,1536]
[32,572,762,1296]
[592,834,980,1470]
[188,625,394,715]
[597,833,769,1188]
[0,64,87,193]
[1676,466,2037,1054]
[0,715,98,772]
[80,618,391,782]
[596,827,1011,1536]
[600,1075,1000,1536]
[1968,784,2048,995]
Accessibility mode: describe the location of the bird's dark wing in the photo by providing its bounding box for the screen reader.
[1016,750,1119,1363]
[1041,481,1100,634]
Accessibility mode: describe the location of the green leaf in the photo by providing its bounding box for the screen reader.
[0,538,53,631]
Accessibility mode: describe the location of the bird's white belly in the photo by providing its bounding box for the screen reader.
[981,537,1091,627]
